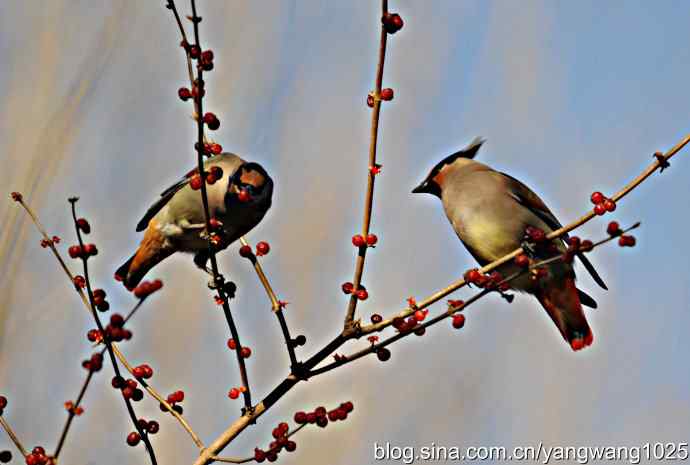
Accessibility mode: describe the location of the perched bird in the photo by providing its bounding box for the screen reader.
[412,138,607,351]
[115,153,273,288]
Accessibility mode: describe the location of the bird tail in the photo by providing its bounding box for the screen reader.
[535,277,594,351]
[115,221,171,289]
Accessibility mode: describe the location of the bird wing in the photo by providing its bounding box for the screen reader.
[135,176,190,231]
[499,171,608,290]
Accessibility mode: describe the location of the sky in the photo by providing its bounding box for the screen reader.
[1,1,690,464]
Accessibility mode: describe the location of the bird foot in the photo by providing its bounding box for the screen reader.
[520,240,538,258]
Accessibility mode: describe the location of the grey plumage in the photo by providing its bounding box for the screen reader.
[413,139,604,350]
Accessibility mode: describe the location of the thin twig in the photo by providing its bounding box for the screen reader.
[211,424,308,464]
[13,198,203,452]
[343,0,390,329]
[53,370,94,458]
[187,0,253,411]
[69,201,158,465]
[239,237,298,369]
[310,224,641,377]
[0,416,28,458]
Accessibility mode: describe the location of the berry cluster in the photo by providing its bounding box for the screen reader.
[112,376,144,402]
[227,386,247,400]
[81,352,103,372]
[226,338,252,359]
[189,166,224,191]
[22,447,52,465]
[87,313,132,344]
[67,243,98,259]
[253,422,297,463]
[161,390,185,415]
[561,236,594,264]
[590,191,617,216]
[63,400,84,416]
[341,282,369,301]
[351,233,378,248]
[126,418,160,447]
[92,288,109,312]
[39,236,61,248]
[391,311,427,336]
[606,221,636,247]
[463,269,509,291]
[132,364,154,380]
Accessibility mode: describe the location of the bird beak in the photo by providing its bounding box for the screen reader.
[411,181,428,194]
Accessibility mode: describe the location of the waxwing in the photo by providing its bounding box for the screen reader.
[412,138,606,351]
[115,153,273,288]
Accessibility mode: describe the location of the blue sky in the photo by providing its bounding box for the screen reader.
[1,1,689,464]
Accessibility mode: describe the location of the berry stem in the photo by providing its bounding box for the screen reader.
[238,237,298,369]
[186,0,253,411]
[53,370,94,459]
[344,0,390,329]
[69,201,158,465]
[0,416,28,459]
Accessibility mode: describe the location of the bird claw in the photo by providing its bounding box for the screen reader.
[520,240,538,258]
[500,292,514,304]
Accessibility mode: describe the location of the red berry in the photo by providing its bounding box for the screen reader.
[514,254,530,268]
[111,376,124,389]
[209,143,222,154]
[201,50,214,63]
[366,234,378,246]
[355,289,368,301]
[227,338,237,350]
[203,112,220,130]
[603,198,616,212]
[178,87,192,101]
[126,432,141,446]
[414,309,426,322]
[341,282,354,294]
[83,243,97,256]
[110,313,124,327]
[239,244,253,258]
[206,171,218,185]
[254,449,266,463]
[590,191,605,205]
[10,192,22,202]
[618,235,636,247]
[237,189,251,202]
[342,401,354,413]
[76,218,91,234]
[370,313,382,323]
[316,416,328,428]
[189,45,200,59]
[228,388,240,399]
[376,347,391,361]
[382,13,404,33]
[68,245,82,258]
[452,314,466,329]
[294,411,307,424]
[87,329,100,342]
[351,235,366,247]
[256,241,270,256]
[25,454,40,465]
[285,441,296,452]
[593,203,606,216]
[380,88,394,101]
[465,269,481,284]
[0,396,6,409]
[209,166,223,180]
[580,240,594,252]
[147,421,160,434]
[607,221,621,236]
[188,174,202,190]
[366,94,374,107]
[241,347,252,358]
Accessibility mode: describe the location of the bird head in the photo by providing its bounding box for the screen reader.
[227,162,273,206]
[412,137,484,197]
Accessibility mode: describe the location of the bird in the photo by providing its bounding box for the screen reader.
[412,138,607,351]
[115,152,273,289]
